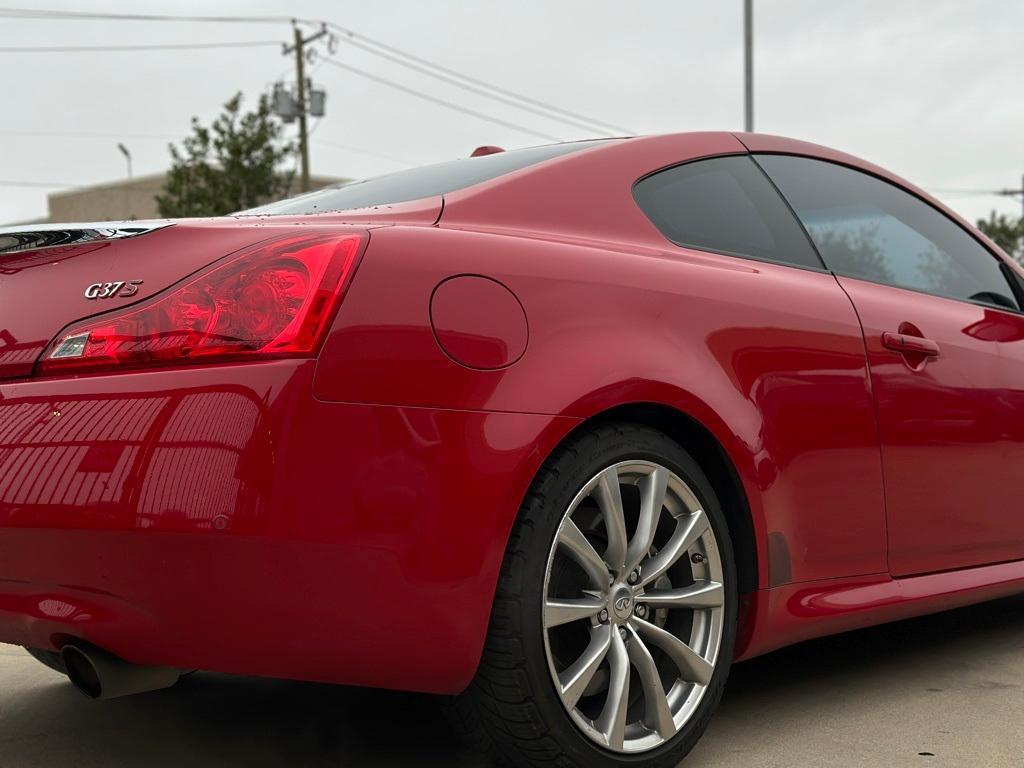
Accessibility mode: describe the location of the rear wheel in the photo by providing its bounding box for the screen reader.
[24,647,67,676]
[455,423,737,767]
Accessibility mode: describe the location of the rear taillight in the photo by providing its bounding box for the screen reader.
[40,232,364,375]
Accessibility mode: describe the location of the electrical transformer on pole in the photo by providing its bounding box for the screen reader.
[277,20,332,192]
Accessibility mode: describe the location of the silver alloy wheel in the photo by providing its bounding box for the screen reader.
[542,460,725,754]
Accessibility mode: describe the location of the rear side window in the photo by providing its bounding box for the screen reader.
[756,154,1019,311]
[632,155,824,269]
[241,141,608,215]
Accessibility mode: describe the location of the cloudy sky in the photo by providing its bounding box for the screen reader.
[1,0,1021,225]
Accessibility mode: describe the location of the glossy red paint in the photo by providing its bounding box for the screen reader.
[836,277,1024,576]
[314,224,887,588]
[429,275,529,369]
[2,131,1023,694]
[739,558,1024,660]
[0,360,577,691]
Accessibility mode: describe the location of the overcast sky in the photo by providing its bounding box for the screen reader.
[1,0,1021,225]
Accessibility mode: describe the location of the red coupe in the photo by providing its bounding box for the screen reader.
[3,132,1024,767]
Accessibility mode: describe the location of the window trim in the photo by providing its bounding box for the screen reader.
[751,152,1024,316]
[631,153,829,274]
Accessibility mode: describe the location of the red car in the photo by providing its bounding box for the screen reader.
[3,132,1024,767]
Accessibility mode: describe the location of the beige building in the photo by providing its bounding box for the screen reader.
[33,172,345,224]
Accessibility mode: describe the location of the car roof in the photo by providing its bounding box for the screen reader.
[438,131,991,258]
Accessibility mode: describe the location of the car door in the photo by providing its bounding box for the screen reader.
[631,154,889,584]
[758,153,1024,576]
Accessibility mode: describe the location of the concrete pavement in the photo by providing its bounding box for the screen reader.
[2,594,1022,767]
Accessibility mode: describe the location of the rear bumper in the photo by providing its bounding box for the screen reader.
[0,360,577,693]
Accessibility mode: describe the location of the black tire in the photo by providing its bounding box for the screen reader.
[453,422,738,768]
[24,647,67,676]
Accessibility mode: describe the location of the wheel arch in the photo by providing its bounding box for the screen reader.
[540,401,760,597]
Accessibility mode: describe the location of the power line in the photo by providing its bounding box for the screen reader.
[0,7,299,23]
[0,129,177,140]
[929,184,1024,218]
[929,188,1022,197]
[0,6,618,138]
[0,40,281,53]
[313,138,411,167]
[333,33,622,136]
[321,58,562,143]
[325,22,631,135]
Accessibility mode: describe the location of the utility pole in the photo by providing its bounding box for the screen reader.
[292,24,310,192]
[744,0,754,132]
[283,21,328,192]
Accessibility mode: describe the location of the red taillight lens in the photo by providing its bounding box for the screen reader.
[41,232,363,375]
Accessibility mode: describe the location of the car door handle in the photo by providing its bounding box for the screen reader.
[882,331,940,357]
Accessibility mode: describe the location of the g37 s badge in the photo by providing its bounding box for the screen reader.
[84,280,143,300]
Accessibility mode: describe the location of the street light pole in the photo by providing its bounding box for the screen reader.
[117,142,132,181]
[744,0,753,132]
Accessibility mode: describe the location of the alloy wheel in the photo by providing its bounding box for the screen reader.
[542,460,725,754]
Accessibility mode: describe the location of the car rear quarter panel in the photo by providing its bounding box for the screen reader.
[313,224,888,591]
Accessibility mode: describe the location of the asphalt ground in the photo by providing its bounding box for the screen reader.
[2,594,1022,767]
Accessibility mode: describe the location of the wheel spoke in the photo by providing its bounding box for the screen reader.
[544,595,605,628]
[634,617,714,686]
[624,467,669,574]
[558,518,610,588]
[544,461,727,754]
[625,627,675,738]
[595,628,630,751]
[558,624,613,710]
[639,580,724,610]
[594,467,628,575]
[638,509,709,587]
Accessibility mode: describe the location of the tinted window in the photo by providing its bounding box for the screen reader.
[757,155,1018,310]
[241,141,608,215]
[632,155,823,269]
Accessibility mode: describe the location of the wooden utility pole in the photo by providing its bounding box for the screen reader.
[293,23,310,192]
[284,21,328,192]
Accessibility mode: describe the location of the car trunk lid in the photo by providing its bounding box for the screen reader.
[0,220,308,380]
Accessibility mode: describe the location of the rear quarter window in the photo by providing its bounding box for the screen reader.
[633,155,824,270]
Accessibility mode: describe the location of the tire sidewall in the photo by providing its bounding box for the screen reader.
[514,426,738,768]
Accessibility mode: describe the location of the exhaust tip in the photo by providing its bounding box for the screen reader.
[61,645,104,698]
[60,643,180,700]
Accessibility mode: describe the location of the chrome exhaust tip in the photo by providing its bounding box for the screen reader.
[60,643,180,700]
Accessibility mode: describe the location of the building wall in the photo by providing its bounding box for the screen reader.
[48,174,167,222]
[45,173,345,223]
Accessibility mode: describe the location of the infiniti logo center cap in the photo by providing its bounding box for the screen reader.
[610,586,634,621]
